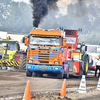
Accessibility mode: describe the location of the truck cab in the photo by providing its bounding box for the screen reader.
[63,29,89,77]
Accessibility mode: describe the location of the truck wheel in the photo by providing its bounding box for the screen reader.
[37,73,43,77]
[79,68,83,78]
[26,70,32,77]
[57,73,64,79]
[33,72,37,77]
[79,61,84,77]
[19,54,27,70]
[83,56,89,75]
[57,69,64,79]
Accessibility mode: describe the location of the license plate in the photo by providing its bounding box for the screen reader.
[39,67,47,69]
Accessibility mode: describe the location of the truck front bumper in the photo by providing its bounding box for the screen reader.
[26,64,62,73]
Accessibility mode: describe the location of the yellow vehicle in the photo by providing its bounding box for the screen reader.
[0,39,20,69]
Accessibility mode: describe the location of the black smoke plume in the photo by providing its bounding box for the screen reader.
[30,0,58,27]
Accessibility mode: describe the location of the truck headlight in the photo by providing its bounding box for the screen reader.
[54,61,59,65]
[55,67,59,70]
[28,66,31,68]
[28,60,33,63]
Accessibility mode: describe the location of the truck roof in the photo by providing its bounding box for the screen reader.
[64,29,78,37]
[30,29,61,36]
[0,40,17,44]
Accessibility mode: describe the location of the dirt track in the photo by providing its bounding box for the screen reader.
[0,70,99,100]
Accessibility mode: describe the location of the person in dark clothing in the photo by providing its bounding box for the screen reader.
[7,36,11,40]
[95,55,100,77]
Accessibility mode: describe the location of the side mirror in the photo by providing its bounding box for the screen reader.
[24,37,28,46]
[63,38,66,47]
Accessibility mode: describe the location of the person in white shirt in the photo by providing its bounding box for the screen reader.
[95,55,100,77]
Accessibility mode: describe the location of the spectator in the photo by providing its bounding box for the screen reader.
[7,36,11,40]
[95,55,100,77]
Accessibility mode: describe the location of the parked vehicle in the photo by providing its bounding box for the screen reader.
[0,39,20,69]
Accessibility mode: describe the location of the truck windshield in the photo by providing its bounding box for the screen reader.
[65,37,76,44]
[30,35,61,46]
[7,43,16,50]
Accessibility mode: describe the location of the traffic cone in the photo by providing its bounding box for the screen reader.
[22,80,31,100]
[97,76,100,90]
[60,79,66,96]
[78,75,86,93]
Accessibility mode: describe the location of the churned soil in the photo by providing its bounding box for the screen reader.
[0,70,99,100]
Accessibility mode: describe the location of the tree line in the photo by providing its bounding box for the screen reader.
[0,0,33,34]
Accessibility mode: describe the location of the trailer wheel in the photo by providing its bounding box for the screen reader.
[83,56,89,75]
[19,54,27,70]
[26,70,32,77]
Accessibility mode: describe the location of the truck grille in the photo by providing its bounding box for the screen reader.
[28,49,59,65]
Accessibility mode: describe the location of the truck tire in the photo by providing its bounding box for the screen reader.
[83,56,89,75]
[37,73,43,77]
[79,67,83,78]
[33,72,37,77]
[19,54,27,70]
[57,69,64,79]
[79,61,84,78]
[57,73,64,79]
[26,70,32,77]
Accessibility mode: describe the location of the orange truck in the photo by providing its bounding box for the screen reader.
[63,28,89,77]
[19,28,89,78]
[19,28,70,79]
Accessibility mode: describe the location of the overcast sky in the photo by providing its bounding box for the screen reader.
[13,0,29,3]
